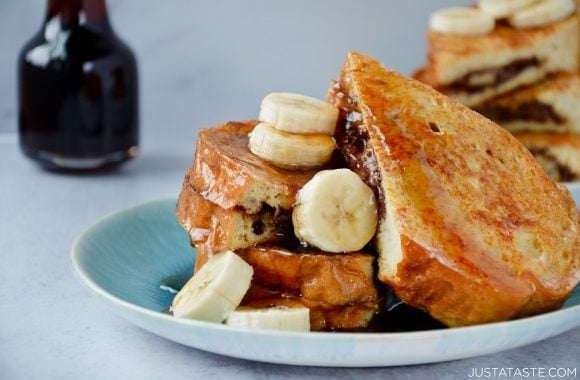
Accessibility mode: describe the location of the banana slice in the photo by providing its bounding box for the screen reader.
[248,122,335,170]
[171,250,253,322]
[259,92,339,135]
[225,306,310,332]
[429,7,495,35]
[509,0,574,28]
[293,169,378,253]
[478,0,540,18]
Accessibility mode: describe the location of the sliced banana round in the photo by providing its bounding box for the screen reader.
[259,92,339,135]
[429,7,495,35]
[293,169,378,253]
[478,0,540,18]
[171,250,253,323]
[225,306,310,332]
[248,122,336,170]
[509,0,574,28]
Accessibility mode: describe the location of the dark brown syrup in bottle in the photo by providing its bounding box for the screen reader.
[18,0,138,171]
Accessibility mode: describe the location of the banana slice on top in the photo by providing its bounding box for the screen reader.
[171,250,253,323]
[509,0,574,29]
[259,92,339,135]
[430,7,495,35]
[478,0,539,18]
[293,169,378,253]
[225,306,310,332]
[249,122,336,170]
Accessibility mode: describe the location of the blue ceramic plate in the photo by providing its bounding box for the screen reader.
[71,188,580,367]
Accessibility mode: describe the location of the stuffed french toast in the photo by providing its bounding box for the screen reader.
[171,52,580,331]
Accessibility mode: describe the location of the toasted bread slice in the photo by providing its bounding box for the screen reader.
[196,243,378,306]
[514,132,580,182]
[186,121,317,214]
[476,72,580,134]
[196,244,379,331]
[417,15,578,106]
[328,52,579,326]
[176,183,292,253]
[238,246,378,306]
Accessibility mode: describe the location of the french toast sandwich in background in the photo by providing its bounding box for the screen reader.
[417,14,578,107]
[474,71,580,182]
[512,132,580,182]
[328,52,579,327]
[476,72,580,135]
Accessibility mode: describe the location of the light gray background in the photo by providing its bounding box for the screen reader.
[0,0,471,135]
[2,1,579,380]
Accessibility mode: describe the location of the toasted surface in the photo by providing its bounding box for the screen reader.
[330,52,579,326]
[514,132,580,182]
[419,15,579,106]
[195,244,379,331]
[176,183,293,254]
[186,121,318,214]
[477,72,580,134]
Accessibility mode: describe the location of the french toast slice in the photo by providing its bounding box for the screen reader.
[514,132,580,182]
[328,52,579,326]
[186,121,318,214]
[195,243,379,330]
[176,182,293,254]
[417,15,579,107]
[476,72,580,134]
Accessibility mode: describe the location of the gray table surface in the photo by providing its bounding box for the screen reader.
[0,131,578,380]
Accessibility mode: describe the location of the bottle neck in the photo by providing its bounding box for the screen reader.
[45,0,110,28]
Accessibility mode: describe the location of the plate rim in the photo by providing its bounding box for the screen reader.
[70,198,580,342]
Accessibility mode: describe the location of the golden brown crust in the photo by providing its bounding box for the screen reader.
[332,52,580,326]
[238,246,378,306]
[187,121,317,214]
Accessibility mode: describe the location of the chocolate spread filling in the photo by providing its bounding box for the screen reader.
[478,101,564,124]
[528,148,577,182]
[329,83,385,215]
[448,57,541,93]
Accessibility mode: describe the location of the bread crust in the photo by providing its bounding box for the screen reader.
[331,52,580,326]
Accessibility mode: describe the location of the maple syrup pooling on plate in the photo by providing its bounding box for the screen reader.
[158,274,444,332]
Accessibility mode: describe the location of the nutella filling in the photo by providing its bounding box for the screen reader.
[329,82,385,215]
[478,101,564,124]
[448,57,541,93]
[528,148,577,182]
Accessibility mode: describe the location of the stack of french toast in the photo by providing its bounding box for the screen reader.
[175,120,380,331]
[173,52,580,332]
[414,0,580,182]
